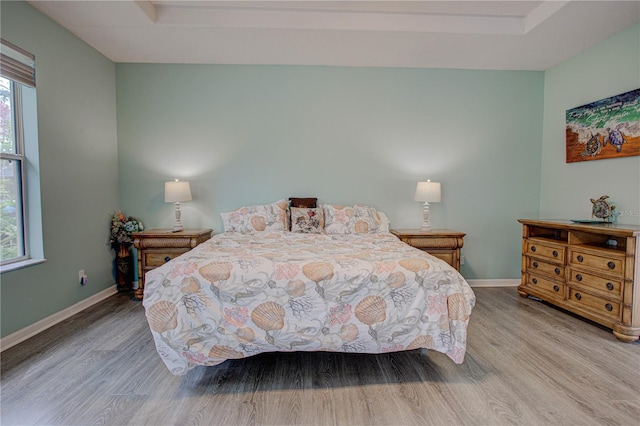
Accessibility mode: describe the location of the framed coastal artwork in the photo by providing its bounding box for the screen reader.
[565,88,640,163]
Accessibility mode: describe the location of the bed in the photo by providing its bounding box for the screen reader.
[142,199,476,375]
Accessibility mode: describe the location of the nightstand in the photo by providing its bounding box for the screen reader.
[391,228,465,271]
[132,228,213,300]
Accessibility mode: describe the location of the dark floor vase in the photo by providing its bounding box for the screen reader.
[115,243,133,292]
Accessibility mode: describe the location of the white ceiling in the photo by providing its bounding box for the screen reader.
[27,0,640,70]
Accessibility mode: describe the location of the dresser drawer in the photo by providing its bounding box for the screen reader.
[568,288,621,320]
[567,268,623,299]
[526,273,564,297]
[144,250,189,267]
[569,250,624,277]
[525,240,565,263]
[527,258,564,279]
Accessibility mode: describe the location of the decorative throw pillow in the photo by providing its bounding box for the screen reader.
[290,207,324,233]
[220,199,288,233]
[287,197,318,231]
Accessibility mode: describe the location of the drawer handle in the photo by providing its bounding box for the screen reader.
[532,278,538,284]
[575,274,582,282]
[607,261,615,270]
[164,256,171,263]
[554,268,561,275]
[531,246,536,252]
[533,262,539,268]
[575,293,582,300]
[606,282,614,291]
[605,303,613,312]
[577,255,583,262]
[553,285,560,292]
[552,250,558,257]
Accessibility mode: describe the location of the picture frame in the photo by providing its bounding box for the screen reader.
[565,88,639,163]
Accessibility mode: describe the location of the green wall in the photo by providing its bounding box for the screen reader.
[540,24,640,224]
[116,65,544,280]
[0,1,120,337]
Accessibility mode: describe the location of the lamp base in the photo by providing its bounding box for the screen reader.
[421,201,433,232]
[173,202,184,233]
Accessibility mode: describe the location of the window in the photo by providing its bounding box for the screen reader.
[1,39,42,270]
[1,77,25,261]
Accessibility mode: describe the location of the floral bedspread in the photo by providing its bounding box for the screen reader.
[142,232,476,375]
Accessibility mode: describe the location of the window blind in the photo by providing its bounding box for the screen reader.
[1,39,35,88]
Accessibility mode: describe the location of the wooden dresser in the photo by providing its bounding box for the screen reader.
[518,219,640,342]
[132,228,212,300]
[391,228,465,271]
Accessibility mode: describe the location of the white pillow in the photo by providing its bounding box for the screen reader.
[377,211,391,233]
[323,204,385,234]
[220,199,288,233]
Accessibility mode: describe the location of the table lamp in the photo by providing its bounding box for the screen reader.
[414,180,441,231]
[165,179,192,232]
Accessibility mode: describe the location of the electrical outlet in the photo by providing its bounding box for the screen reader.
[460,255,465,265]
[79,270,87,285]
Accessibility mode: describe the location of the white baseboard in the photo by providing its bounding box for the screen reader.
[467,279,519,288]
[0,285,118,352]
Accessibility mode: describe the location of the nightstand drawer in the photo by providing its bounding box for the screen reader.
[405,237,461,249]
[144,250,189,267]
[424,250,456,267]
[136,236,195,249]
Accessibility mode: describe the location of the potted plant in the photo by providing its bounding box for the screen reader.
[109,211,144,291]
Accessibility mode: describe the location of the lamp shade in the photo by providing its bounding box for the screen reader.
[414,180,441,203]
[164,180,192,203]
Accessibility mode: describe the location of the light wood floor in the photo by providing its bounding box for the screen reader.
[1,287,639,425]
